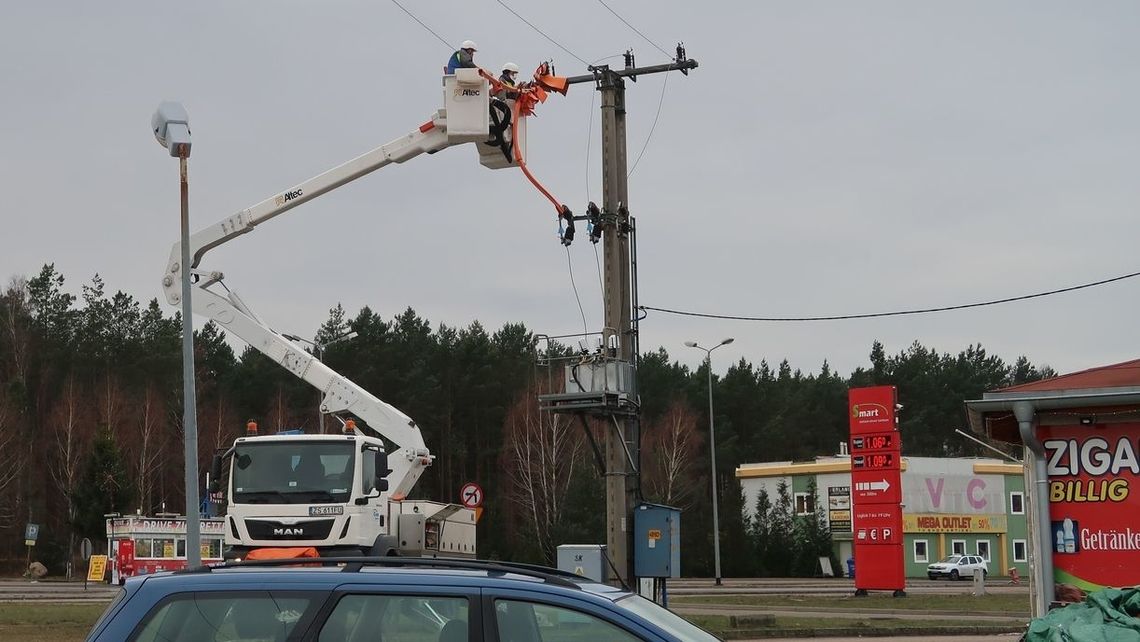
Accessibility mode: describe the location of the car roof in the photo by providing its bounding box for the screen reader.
[127,558,629,602]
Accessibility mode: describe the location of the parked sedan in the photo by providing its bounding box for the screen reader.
[927,554,988,580]
[86,556,721,641]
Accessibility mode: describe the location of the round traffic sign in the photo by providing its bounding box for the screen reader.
[459,482,484,508]
[80,537,94,561]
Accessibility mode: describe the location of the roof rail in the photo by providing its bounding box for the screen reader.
[206,556,586,589]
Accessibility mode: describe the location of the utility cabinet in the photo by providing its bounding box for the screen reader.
[556,544,607,582]
[634,503,680,578]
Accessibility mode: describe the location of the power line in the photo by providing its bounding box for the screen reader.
[595,0,673,59]
[627,69,670,178]
[640,269,1140,322]
[565,246,590,340]
[389,0,454,51]
[493,0,590,66]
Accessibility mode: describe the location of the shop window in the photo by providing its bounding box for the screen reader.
[794,492,815,515]
[1010,492,1025,515]
[156,538,176,558]
[205,538,223,559]
[951,539,966,556]
[176,538,187,558]
[976,540,991,562]
[913,539,929,563]
[136,538,154,558]
[1013,539,1027,563]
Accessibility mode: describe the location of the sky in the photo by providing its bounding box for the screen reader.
[3,1,1139,381]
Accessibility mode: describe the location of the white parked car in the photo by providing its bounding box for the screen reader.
[927,554,988,580]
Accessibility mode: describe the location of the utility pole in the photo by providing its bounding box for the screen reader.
[564,47,698,585]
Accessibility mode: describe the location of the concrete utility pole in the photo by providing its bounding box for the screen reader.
[564,48,698,585]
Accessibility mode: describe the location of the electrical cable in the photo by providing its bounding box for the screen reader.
[565,246,590,340]
[593,242,605,312]
[640,268,1140,322]
[493,0,590,66]
[627,69,670,178]
[596,0,674,59]
[389,0,454,51]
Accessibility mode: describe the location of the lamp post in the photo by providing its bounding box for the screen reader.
[685,337,734,586]
[283,331,358,433]
[151,101,201,568]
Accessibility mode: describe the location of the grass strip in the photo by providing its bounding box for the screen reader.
[672,592,1030,614]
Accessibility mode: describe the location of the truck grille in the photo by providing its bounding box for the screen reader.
[244,519,334,540]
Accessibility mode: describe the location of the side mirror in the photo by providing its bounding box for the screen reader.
[208,455,223,493]
[375,476,390,493]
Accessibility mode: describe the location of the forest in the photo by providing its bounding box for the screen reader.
[0,263,1056,575]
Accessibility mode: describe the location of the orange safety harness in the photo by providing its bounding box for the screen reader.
[479,64,575,240]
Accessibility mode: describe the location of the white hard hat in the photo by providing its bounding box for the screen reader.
[502,62,520,74]
[461,40,478,51]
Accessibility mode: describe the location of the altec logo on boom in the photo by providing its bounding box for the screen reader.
[274,188,303,206]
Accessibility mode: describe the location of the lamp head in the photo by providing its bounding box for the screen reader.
[684,341,698,348]
[151,101,192,157]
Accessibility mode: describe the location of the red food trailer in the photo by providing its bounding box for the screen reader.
[105,515,225,583]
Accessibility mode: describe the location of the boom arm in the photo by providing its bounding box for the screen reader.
[163,71,495,499]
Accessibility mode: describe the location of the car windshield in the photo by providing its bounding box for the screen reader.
[937,555,963,564]
[232,441,354,504]
[615,595,720,642]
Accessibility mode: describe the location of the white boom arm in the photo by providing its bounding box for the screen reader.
[162,71,499,498]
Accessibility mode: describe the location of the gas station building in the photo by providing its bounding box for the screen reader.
[736,455,1028,579]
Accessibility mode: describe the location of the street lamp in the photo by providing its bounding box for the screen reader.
[685,337,734,586]
[151,101,201,569]
[283,331,358,433]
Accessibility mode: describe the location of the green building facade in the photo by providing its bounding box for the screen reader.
[737,456,1029,578]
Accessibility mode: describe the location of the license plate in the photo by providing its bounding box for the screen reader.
[308,505,344,516]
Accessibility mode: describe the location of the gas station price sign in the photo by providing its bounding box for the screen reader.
[853,452,896,470]
[852,433,896,452]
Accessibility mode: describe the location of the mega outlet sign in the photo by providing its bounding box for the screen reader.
[849,385,905,593]
[1040,422,1140,591]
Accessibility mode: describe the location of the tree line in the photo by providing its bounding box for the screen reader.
[0,264,1054,576]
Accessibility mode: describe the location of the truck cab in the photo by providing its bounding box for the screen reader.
[214,428,476,559]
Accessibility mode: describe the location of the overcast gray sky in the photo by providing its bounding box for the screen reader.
[3,1,1139,379]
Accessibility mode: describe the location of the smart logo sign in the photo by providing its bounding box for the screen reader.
[1040,423,1140,591]
[849,385,905,593]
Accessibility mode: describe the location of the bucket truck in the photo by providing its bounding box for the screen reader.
[167,70,545,558]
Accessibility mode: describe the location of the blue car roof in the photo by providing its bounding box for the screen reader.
[125,561,629,602]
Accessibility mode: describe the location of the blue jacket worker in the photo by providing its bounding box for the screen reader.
[446,40,478,74]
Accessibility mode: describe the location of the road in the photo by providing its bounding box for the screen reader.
[0,579,118,603]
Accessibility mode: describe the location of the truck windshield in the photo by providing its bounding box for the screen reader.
[232,441,355,504]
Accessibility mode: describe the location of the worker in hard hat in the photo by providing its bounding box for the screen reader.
[493,62,522,101]
[446,40,478,74]
[486,62,521,155]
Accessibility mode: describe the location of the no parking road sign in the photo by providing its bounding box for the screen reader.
[460,482,484,509]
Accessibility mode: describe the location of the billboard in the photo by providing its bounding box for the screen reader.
[1040,423,1140,593]
[902,473,1007,514]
